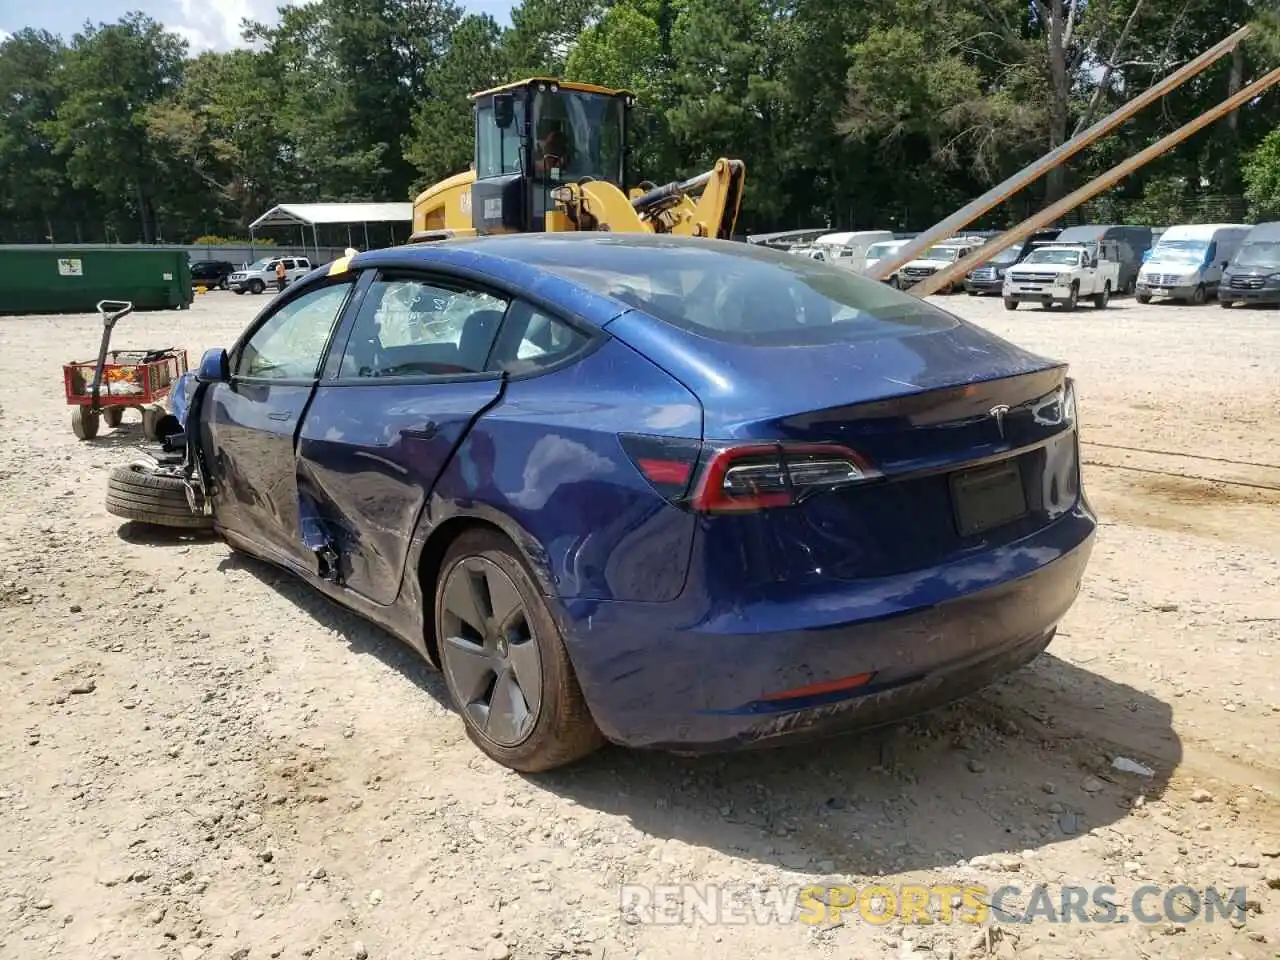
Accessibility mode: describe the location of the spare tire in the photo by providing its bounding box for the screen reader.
[105,463,213,530]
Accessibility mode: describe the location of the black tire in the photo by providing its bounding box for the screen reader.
[234,288,246,296]
[250,279,265,295]
[1092,281,1111,309]
[102,407,125,428]
[219,278,229,291]
[1190,284,1206,305]
[105,463,213,530]
[435,529,604,772]
[72,407,99,441]
[1064,282,1078,310]
[1135,292,1151,304]
[1003,298,1018,311]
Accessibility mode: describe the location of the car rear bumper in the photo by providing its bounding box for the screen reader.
[556,508,1095,751]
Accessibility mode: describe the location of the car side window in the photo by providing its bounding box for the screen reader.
[234,282,353,380]
[338,276,509,379]
[487,301,592,375]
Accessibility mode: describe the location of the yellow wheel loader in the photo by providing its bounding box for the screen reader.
[409,78,745,243]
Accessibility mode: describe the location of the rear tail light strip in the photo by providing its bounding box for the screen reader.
[619,434,881,514]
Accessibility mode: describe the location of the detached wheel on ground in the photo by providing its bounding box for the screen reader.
[105,463,213,530]
[435,529,604,772]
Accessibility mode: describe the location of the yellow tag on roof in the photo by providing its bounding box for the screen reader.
[328,256,352,276]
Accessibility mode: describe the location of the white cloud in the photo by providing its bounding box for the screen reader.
[0,30,10,43]
[175,0,314,52]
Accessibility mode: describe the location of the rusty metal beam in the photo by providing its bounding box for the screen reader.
[865,24,1254,284]
[907,66,1280,298]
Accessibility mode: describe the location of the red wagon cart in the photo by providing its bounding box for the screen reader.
[62,300,189,442]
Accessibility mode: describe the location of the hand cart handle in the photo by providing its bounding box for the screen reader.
[89,300,134,409]
[96,300,134,327]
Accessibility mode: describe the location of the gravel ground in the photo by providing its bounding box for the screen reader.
[1,288,1278,960]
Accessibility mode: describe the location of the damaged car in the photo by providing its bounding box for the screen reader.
[106,235,1096,772]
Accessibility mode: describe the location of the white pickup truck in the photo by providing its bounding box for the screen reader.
[1001,241,1120,310]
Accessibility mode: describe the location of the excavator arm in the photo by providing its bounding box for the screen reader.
[550,159,746,238]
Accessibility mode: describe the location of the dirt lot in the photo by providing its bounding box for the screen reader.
[1,289,1279,960]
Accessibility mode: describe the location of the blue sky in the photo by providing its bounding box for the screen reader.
[0,0,514,50]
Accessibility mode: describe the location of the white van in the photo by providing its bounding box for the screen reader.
[806,230,895,266]
[1136,223,1252,304]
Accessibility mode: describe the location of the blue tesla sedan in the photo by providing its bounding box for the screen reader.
[117,234,1096,771]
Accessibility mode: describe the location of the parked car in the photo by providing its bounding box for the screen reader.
[189,259,236,291]
[1219,221,1280,308]
[1002,241,1120,310]
[806,230,896,267]
[228,255,314,295]
[964,230,1062,295]
[862,238,912,287]
[1136,223,1251,304]
[898,237,988,293]
[1052,225,1152,294]
[108,235,1096,772]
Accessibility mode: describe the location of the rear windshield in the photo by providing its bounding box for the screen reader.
[517,239,960,346]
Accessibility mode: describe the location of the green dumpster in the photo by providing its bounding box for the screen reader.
[0,246,194,315]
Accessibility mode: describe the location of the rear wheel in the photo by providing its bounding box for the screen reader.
[71,407,99,441]
[105,463,212,529]
[1092,281,1111,309]
[435,529,603,772]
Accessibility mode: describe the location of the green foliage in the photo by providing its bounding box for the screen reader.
[1243,129,1280,220]
[0,0,1275,241]
[191,235,276,246]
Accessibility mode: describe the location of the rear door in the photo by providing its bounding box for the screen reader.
[295,269,509,604]
[203,277,358,563]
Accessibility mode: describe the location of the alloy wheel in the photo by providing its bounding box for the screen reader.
[439,556,543,747]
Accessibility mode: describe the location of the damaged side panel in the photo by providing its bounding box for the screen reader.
[294,377,505,606]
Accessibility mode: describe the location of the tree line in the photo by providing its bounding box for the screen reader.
[1,0,1278,245]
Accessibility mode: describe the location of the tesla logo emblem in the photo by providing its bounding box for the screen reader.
[989,404,1011,439]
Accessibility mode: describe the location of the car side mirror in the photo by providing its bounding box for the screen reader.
[197,347,230,383]
[493,93,515,130]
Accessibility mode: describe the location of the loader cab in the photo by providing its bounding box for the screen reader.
[470,78,633,235]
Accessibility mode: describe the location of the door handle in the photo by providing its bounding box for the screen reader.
[400,421,437,440]
[268,411,292,422]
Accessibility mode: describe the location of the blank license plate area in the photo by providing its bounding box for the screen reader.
[950,461,1028,537]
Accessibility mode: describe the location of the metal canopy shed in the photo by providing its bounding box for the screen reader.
[248,202,413,256]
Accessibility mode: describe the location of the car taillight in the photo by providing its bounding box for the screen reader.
[621,435,879,514]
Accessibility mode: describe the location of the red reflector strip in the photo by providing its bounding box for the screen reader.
[637,458,692,485]
[760,672,876,702]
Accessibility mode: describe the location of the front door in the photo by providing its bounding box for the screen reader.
[205,279,357,565]
[297,271,512,604]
